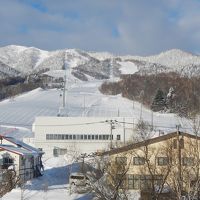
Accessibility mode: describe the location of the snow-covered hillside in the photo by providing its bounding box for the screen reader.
[122,49,200,77]
[0,45,200,80]
[0,80,193,140]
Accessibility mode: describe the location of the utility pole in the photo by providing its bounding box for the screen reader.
[62,54,66,109]
[106,120,117,149]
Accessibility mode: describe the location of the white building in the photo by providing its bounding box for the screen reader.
[0,135,43,184]
[33,117,136,157]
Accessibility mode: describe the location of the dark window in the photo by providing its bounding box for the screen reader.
[128,174,163,190]
[46,134,50,140]
[105,135,109,140]
[50,134,54,140]
[58,134,62,140]
[81,135,83,140]
[140,175,152,190]
[99,135,102,140]
[84,135,87,140]
[133,157,145,165]
[88,135,91,140]
[182,157,194,166]
[126,175,141,189]
[95,135,98,140]
[20,157,26,166]
[62,135,65,140]
[102,135,106,140]
[128,174,134,189]
[54,134,58,140]
[92,135,95,140]
[69,135,72,140]
[157,157,169,166]
[73,135,76,140]
[65,135,68,140]
[115,157,127,165]
[117,135,121,140]
[53,148,59,157]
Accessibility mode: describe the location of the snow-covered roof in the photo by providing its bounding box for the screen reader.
[1,136,43,155]
[0,144,38,156]
[4,136,43,154]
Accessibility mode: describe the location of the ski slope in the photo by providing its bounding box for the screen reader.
[0,80,193,138]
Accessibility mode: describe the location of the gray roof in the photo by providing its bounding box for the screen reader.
[2,136,43,155]
[0,144,38,156]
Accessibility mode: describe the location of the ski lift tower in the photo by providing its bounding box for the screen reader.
[58,52,69,117]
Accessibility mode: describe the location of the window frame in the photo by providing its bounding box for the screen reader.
[133,157,145,165]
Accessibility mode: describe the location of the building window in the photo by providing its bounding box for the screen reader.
[50,134,53,140]
[128,174,140,189]
[127,174,134,189]
[99,135,102,140]
[65,135,69,140]
[54,134,58,140]
[2,155,14,169]
[115,157,127,165]
[140,175,152,190]
[157,157,169,166]
[133,157,145,165]
[21,157,26,166]
[69,135,72,140]
[117,135,121,140]
[46,134,50,140]
[182,157,194,166]
[128,174,163,190]
[95,135,98,140]
[88,135,91,140]
[92,135,95,140]
[84,135,87,140]
[81,135,83,140]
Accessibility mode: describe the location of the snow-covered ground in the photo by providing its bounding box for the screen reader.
[3,156,93,200]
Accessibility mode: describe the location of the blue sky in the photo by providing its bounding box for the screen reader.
[1,0,200,55]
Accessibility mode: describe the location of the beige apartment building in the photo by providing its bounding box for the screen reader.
[102,131,200,197]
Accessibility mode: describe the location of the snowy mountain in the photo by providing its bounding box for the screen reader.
[122,49,200,77]
[0,45,200,80]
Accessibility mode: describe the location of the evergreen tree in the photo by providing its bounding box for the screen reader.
[151,88,166,112]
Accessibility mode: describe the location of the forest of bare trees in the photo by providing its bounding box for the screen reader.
[99,72,200,117]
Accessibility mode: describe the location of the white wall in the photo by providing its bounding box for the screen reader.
[33,117,137,157]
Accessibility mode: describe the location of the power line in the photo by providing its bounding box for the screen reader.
[0,119,194,130]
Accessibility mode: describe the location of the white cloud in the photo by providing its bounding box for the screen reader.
[0,0,200,55]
